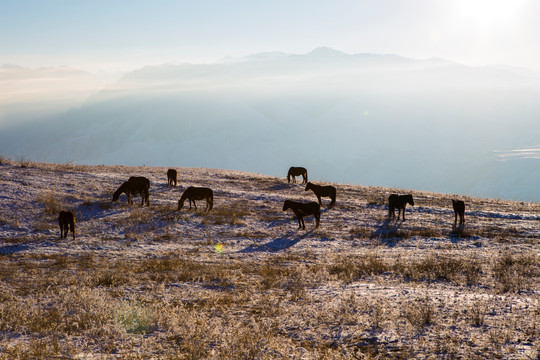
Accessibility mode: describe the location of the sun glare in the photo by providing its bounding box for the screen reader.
[456,0,528,30]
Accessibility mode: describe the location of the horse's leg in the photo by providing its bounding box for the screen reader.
[293,210,302,229]
[401,207,406,221]
[193,200,197,211]
[315,213,320,228]
[317,195,322,206]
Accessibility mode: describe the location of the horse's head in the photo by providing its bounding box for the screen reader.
[177,199,184,211]
[305,182,313,191]
[112,182,128,202]
[283,200,291,211]
[112,189,121,202]
[407,195,415,206]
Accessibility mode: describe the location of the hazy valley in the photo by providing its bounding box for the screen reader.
[2,48,540,201]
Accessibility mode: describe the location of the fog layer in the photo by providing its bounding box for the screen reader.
[2,48,540,201]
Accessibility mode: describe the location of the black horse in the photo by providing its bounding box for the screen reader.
[58,210,76,240]
[305,182,336,208]
[167,169,177,187]
[388,194,414,220]
[112,176,150,206]
[178,187,213,211]
[287,166,308,184]
[128,176,150,190]
[282,200,320,230]
[452,199,465,224]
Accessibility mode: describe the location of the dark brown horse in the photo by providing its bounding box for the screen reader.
[178,187,213,211]
[128,176,150,189]
[58,210,76,240]
[282,200,320,230]
[167,169,177,187]
[112,176,150,206]
[305,182,336,208]
[452,199,465,224]
[287,166,308,184]
[388,194,414,220]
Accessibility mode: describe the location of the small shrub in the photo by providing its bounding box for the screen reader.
[404,296,434,328]
[492,252,538,293]
[328,253,388,283]
[113,300,154,334]
[37,191,61,215]
[469,298,487,327]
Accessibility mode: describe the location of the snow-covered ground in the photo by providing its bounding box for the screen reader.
[0,160,538,358]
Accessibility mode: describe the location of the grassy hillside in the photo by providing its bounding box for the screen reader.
[0,158,538,359]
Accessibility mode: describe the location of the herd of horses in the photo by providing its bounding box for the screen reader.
[57,166,467,238]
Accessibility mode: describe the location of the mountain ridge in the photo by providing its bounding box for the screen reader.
[2,48,540,202]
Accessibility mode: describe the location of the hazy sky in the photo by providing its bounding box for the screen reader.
[1,0,539,72]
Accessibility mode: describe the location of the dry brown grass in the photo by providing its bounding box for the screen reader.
[1,162,539,359]
[36,191,61,215]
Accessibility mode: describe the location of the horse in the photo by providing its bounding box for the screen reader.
[167,169,177,187]
[452,199,465,224]
[112,176,150,206]
[58,210,76,240]
[388,194,414,220]
[178,187,213,211]
[287,167,308,184]
[305,182,336,208]
[282,200,320,230]
[128,176,150,190]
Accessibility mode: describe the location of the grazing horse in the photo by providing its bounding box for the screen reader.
[282,200,320,230]
[452,199,465,224]
[167,169,177,187]
[128,176,150,190]
[178,187,213,211]
[305,182,336,208]
[112,176,150,206]
[287,167,308,184]
[58,210,76,240]
[388,194,414,220]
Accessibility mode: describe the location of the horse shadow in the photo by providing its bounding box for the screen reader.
[267,183,292,191]
[239,230,315,253]
[371,218,406,246]
[449,223,469,242]
[0,240,59,255]
[74,199,124,222]
[0,243,30,255]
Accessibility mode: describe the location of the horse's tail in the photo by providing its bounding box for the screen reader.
[71,215,76,240]
[208,191,214,211]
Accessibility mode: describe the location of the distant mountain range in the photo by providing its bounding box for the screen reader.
[2,48,540,201]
